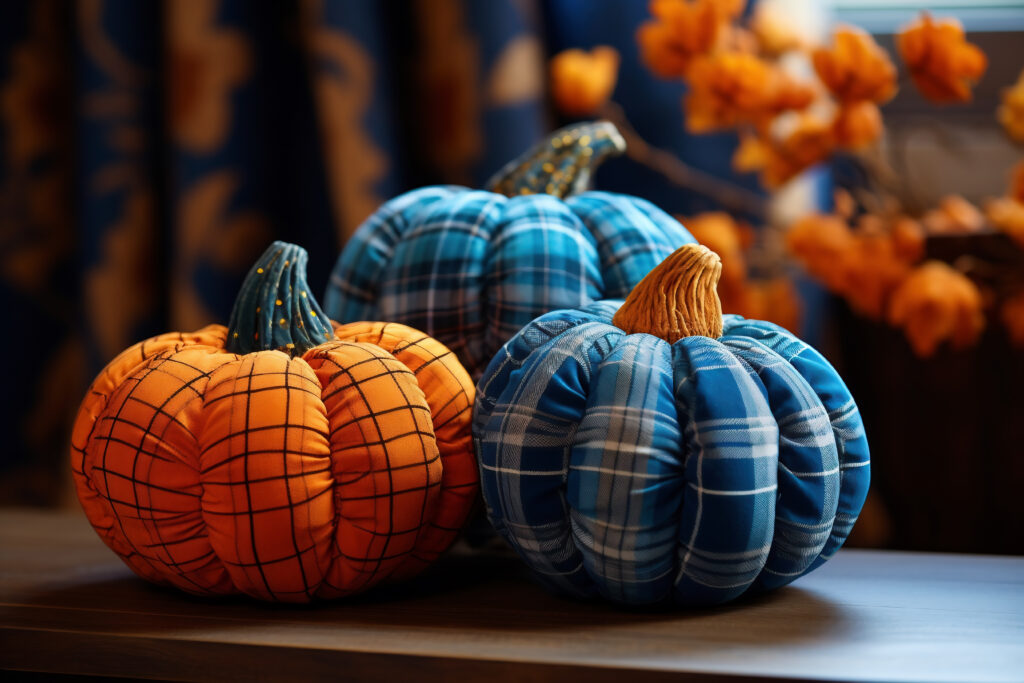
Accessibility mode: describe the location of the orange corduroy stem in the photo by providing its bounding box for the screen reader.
[611,243,724,342]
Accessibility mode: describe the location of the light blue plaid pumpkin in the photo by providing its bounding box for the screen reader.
[324,122,695,378]
[473,246,869,607]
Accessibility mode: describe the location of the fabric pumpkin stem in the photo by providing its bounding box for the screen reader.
[612,243,724,342]
[226,241,335,356]
[485,120,626,199]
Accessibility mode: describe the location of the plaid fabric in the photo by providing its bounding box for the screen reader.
[71,322,476,602]
[475,305,868,606]
[670,336,779,605]
[721,335,840,592]
[722,315,870,573]
[325,187,694,378]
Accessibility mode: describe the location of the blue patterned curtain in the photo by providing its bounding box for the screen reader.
[0,0,751,503]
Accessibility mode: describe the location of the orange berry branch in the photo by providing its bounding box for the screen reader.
[547,0,1024,358]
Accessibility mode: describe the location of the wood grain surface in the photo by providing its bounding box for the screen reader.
[1,509,1022,682]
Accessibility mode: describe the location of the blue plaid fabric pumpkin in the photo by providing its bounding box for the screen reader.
[324,122,695,377]
[473,245,869,606]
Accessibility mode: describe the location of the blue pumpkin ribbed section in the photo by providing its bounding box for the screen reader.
[474,306,869,607]
[325,188,694,377]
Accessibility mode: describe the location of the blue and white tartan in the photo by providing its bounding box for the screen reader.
[324,188,694,377]
[474,306,869,607]
[722,315,870,574]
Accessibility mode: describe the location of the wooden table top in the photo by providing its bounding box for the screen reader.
[1,508,1022,682]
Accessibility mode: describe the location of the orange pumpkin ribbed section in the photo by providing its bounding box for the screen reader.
[70,321,477,602]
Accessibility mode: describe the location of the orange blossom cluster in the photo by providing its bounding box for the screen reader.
[897,13,988,105]
[632,3,988,187]
[549,47,621,117]
[784,190,1024,357]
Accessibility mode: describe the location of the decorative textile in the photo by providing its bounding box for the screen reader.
[1,0,548,502]
[73,319,477,601]
[722,314,872,572]
[3,0,766,505]
[474,304,869,606]
[325,187,695,378]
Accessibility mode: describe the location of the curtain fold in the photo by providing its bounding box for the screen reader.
[0,0,553,503]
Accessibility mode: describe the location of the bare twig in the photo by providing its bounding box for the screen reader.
[599,102,769,219]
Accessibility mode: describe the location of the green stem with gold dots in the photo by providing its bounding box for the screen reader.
[485,120,626,199]
[225,241,334,356]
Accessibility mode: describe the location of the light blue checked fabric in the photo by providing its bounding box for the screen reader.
[324,188,694,378]
[475,306,869,607]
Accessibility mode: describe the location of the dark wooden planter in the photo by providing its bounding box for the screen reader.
[829,232,1024,554]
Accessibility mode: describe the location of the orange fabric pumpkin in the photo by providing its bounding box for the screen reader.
[71,242,477,602]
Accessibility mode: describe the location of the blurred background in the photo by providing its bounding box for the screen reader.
[2,0,1023,553]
